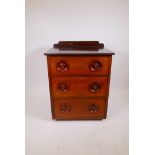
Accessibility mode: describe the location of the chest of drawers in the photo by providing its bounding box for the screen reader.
[44,41,115,120]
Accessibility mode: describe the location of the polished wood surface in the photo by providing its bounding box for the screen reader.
[45,45,114,120]
[44,48,115,56]
[47,56,111,76]
[53,98,106,120]
[51,77,108,97]
[53,41,104,50]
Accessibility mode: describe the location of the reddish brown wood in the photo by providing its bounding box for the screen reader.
[47,56,111,76]
[44,47,115,56]
[51,76,108,98]
[89,60,102,72]
[53,41,104,50]
[47,57,55,118]
[104,56,112,118]
[53,98,106,120]
[45,44,114,120]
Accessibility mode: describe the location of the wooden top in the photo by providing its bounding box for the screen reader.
[44,48,115,56]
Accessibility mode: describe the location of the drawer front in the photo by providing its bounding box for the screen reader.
[47,56,111,76]
[51,77,108,97]
[53,98,106,119]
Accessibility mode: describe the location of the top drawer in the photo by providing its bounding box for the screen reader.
[47,56,112,76]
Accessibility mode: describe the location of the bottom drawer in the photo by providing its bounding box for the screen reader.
[53,98,106,120]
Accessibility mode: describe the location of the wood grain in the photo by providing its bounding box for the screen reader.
[53,98,106,120]
[45,47,114,120]
[51,76,108,98]
[53,41,104,50]
[47,56,111,76]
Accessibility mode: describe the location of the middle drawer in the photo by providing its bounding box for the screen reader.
[51,76,108,97]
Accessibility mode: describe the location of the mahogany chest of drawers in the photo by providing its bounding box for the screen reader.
[44,41,115,120]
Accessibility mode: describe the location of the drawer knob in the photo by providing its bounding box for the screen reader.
[60,103,71,113]
[88,104,99,112]
[57,82,69,92]
[89,61,102,72]
[57,61,69,72]
[89,82,101,93]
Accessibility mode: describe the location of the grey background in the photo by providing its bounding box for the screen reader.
[26,0,129,155]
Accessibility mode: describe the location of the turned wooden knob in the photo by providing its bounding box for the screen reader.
[89,61,102,72]
[89,82,101,93]
[88,104,99,112]
[60,103,71,113]
[57,61,69,72]
[57,82,69,92]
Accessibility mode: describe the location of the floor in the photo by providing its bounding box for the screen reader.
[25,88,128,155]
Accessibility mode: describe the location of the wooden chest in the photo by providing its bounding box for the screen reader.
[44,41,115,120]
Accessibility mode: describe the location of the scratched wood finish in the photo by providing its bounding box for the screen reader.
[51,76,108,98]
[47,56,111,76]
[53,98,106,120]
